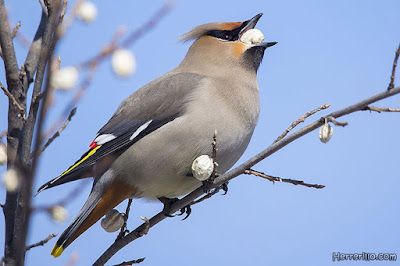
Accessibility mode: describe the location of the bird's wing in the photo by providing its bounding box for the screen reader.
[37,72,204,194]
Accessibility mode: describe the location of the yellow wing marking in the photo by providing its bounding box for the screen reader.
[59,145,102,178]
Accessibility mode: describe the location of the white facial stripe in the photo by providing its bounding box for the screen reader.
[130,120,152,140]
[95,134,117,145]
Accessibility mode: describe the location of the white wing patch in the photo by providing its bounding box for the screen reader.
[94,134,117,145]
[130,120,152,140]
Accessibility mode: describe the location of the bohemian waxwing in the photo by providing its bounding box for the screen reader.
[37,13,277,257]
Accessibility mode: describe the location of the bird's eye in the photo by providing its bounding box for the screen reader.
[222,34,232,41]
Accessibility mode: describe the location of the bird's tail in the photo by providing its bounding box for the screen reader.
[51,177,136,258]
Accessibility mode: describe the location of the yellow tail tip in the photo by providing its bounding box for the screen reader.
[51,244,64,258]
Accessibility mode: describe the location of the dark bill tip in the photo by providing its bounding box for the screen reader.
[240,13,263,34]
[263,41,278,48]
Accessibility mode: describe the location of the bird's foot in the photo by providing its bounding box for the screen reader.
[158,197,192,220]
[221,181,229,195]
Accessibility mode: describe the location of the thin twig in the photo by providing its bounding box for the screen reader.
[0,131,8,140]
[32,107,76,158]
[326,116,348,127]
[210,130,218,181]
[60,0,68,19]
[57,0,83,38]
[78,1,174,69]
[274,104,330,143]
[245,169,325,189]
[11,21,21,39]
[388,43,400,90]
[0,81,26,120]
[112,258,146,266]
[116,199,133,240]
[25,234,57,251]
[94,85,400,265]
[361,106,400,113]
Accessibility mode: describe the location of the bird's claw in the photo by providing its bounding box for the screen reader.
[222,182,229,195]
[158,197,192,220]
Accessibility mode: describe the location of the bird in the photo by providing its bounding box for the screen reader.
[37,13,277,258]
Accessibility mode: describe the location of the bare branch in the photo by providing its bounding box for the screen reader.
[12,2,63,264]
[326,116,348,127]
[361,106,400,113]
[94,85,400,266]
[25,234,57,251]
[0,81,26,120]
[60,0,67,19]
[210,130,218,182]
[116,199,133,240]
[112,258,146,266]
[11,21,21,39]
[274,104,330,143]
[388,43,400,90]
[32,107,76,158]
[78,1,174,69]
[244,169,325,189]
[0,131,7,140]
[0,0,28,264]
[57,0,83,38]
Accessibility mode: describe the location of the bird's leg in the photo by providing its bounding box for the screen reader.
[158,196,192,220]
[158,196,179,217]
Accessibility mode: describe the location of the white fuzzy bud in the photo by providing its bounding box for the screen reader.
[240,29,265,44]
[0,143,7,166]
[111,49,136,77]
[101,209,125,232]
[51,66,78,90]
[77,1,97,23]
[191,155,214,181]
[50,205,68,223]
[319,123,333,143]
[2,169,19,192]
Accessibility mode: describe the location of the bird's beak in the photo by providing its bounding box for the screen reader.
[239,13,277,48]
[240,13,263,36]
[259,41,278,48]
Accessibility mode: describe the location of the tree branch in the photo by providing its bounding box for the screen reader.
[388,43,400,90]
[244,169,325,189]
[11,1,62,264]
[274,104,330,143]
[0,81,25,119]
[94,85,400,265]
[11,21,21,39]
[112,258,146,266]
[0,0,27,264]
[78,1,174,69]
[25,234,57,251]
[32,107,76,158]
[361,106,400,113]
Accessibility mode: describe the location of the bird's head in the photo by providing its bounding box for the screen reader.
[178,13,277,73]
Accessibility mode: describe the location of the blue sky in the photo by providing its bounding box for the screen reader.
[1,0,400,265]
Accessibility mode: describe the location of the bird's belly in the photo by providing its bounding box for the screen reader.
[112,113,255,199]
[131,172,202,199]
